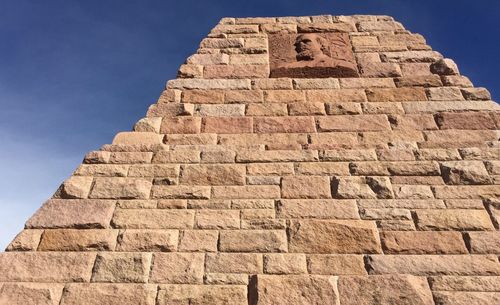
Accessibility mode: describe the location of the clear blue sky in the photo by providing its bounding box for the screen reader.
[0,0,499,249]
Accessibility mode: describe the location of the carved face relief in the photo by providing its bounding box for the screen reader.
[269,33,359,78]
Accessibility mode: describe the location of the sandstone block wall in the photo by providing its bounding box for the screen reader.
[1,14,499,305]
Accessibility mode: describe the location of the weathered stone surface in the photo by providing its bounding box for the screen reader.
[254,116,316,133]
[89,178,152,199]
[212,185,281,199]
[180,164,245,185]
[430,58,459,75]
[195,209,240,229]
[433,291,500,305]
[26,199,115,229]
[152,185,211,199]
[112,209,194,229]
[307,255,366,275]
[249,275,339,305]
[112,132,163,145]
[57,176,93,199]
[150,253,204,284]
[219,230,287,252]
[0,283,64,305]
[338,275,434,305]
[264,254,307,274]
[416,209,494,231]
[276,199,359,219]
[237,150,317,162]
[157,285,247,305]
[433,185,500,199]
[381,231,468,254]
[5,229,43,251]
[288,220,382,254]
[368,255,500,275]
[281,176,331,199]
[467,232,500,254]
[116,229,178,252]
[206,253,263,273]
[429,275,500,291]
[60,284,156,305]
[38,229,118,251]
[92,253,152,283]
[202,117,252,133]
[440,161,491,185]
[178,230,218,252]
[0,252,96,282]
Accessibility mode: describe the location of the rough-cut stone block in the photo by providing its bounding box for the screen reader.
[0,283,64,305]
[254,116,316,133]
[150,253,204,284]
[178,230,218,252]
[92,253,151,283]
[38,229,118,251]
[394,185,434,199]
[204,273,249,285]
[26,199,115,229]
[338,275,434,305]
[200,150,235,163]
[381,231,467,254]
[237,150,317,163]
[116,229,178,252]
[161,117,201,134]
[112,209,194,229]
[0,252,96,282]
[212,185,281,199]
[153,150,200,163]
[282,176,331,199]
[60,284,156,305]
[180,164,245,186]
[306,89,367,103]
[435,112,497,130]
[264,254,307,274]
[249,275,339,305]
[247,163,294,175]
[152,185,211,199]
[288,220,382,254]
[5,229,43,251]
[89,178,152,199]
[461,87,492,100]
[206,253,263,273]
[57,176,93,199]
[168,79,252,90]
[108,152,153,164]
[433,291,500,305]
[366,87,427,102]
[467,232,500,254]
[394,75,442,87]
[204,64,269,79]
[368,255,500,276]
[429,275,500,291]
[202,117,252,133]
[195,210,240,229]
[430,58,459,75]
[295,162,349,175]
[219,133,308,147]
[416,209,494,231]
[157,285,247,305]
[288,102,326,115]
[440,161,491,185]
[246,103,288,116]
[434,185,500,199]
[427,87,463,101]
[219,230,287,252]
[276,199,359,219]
[307,255,366,275]
[75,164,129,177]
[112,132,163,145]
[318,115,390,131]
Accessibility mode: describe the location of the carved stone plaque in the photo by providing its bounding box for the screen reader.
[269,33,359,78]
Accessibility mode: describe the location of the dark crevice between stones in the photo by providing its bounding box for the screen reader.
[247,275,259,305]
[363,255,374,275]
[462,232,472,253]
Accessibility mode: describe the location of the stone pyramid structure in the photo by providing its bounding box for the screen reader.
[1,14,500,305]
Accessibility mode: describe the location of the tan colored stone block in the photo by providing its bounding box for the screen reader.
[57,176,93,199]
[416,209,494,231]
[306,89,367,103]
[321,149,377,161]
[249,275,339,305]
[0,252,96,282]
[252,78,293,90]
[182,89,224,104]
[440,161,491,185]
[381,231,467,254]
[197,104,245,116]
[112,132,163,145]
[128,164,179,178]
[160,117,201,134]
[247,163,294,175]
[298,22,355,32]
[338,275,434,305]
[254,116,316,133]
[366,87,427,102]
[282,176,331,199]
[325,102,363,114]
[112,209,194,229]
[116,229,178,252]
[200,150,235,163]
[151,185,210,199]
[246,103,288,116]
[0,283,64,305]
[276,199,359,219]
[429,275,500,291]
[157,285,247,305]
[288,102,326,115]
[292,78,340,90]
[150,253,204,284]
[167,79,251,90]
[427,87,463,101]
[263,90,305,103]
[116,200,157,209]
[206,253,263,273]
[38,229,118,251]
[461,87,491,100]
[164,133,217,145]
[26,199,115,229]
[200,37,244,48]
[91,253,151,283]
[195,210,240,229]
[415,149,461,161]
[362,102,405,114]
[433,291,500,305]
[219,133,308,147]
[83,151,111,164]
[5,229,43,251]
[288,220,382,254]
[436,112,497,130]
[180,164,245,185]
[263,254,307,274]
[153,150,200,163]
[108,152,153,164]
[219,230,287,252]
[307,254,366,275]
[381,50,442,63]
[177,64,203,78]
[74,164,129,177]
[204,64,269,78]
[178,230,218,252]
[367,255,500,276]
[212,185,281,199]
[225,90,263,103]
[146,102,194,117]
[60,284,156,305]
[237,150,317,163]
[318,115,390,131]
[360,62,402,77]
[204,273,249,285]
[89,178,151,199]
[434,185,500,199]
[394,75,442,87]
[394,185,434,199]
[467,232,500,254]
[202,117,252,133]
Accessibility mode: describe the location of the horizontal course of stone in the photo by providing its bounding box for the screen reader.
[1,14,499,305]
